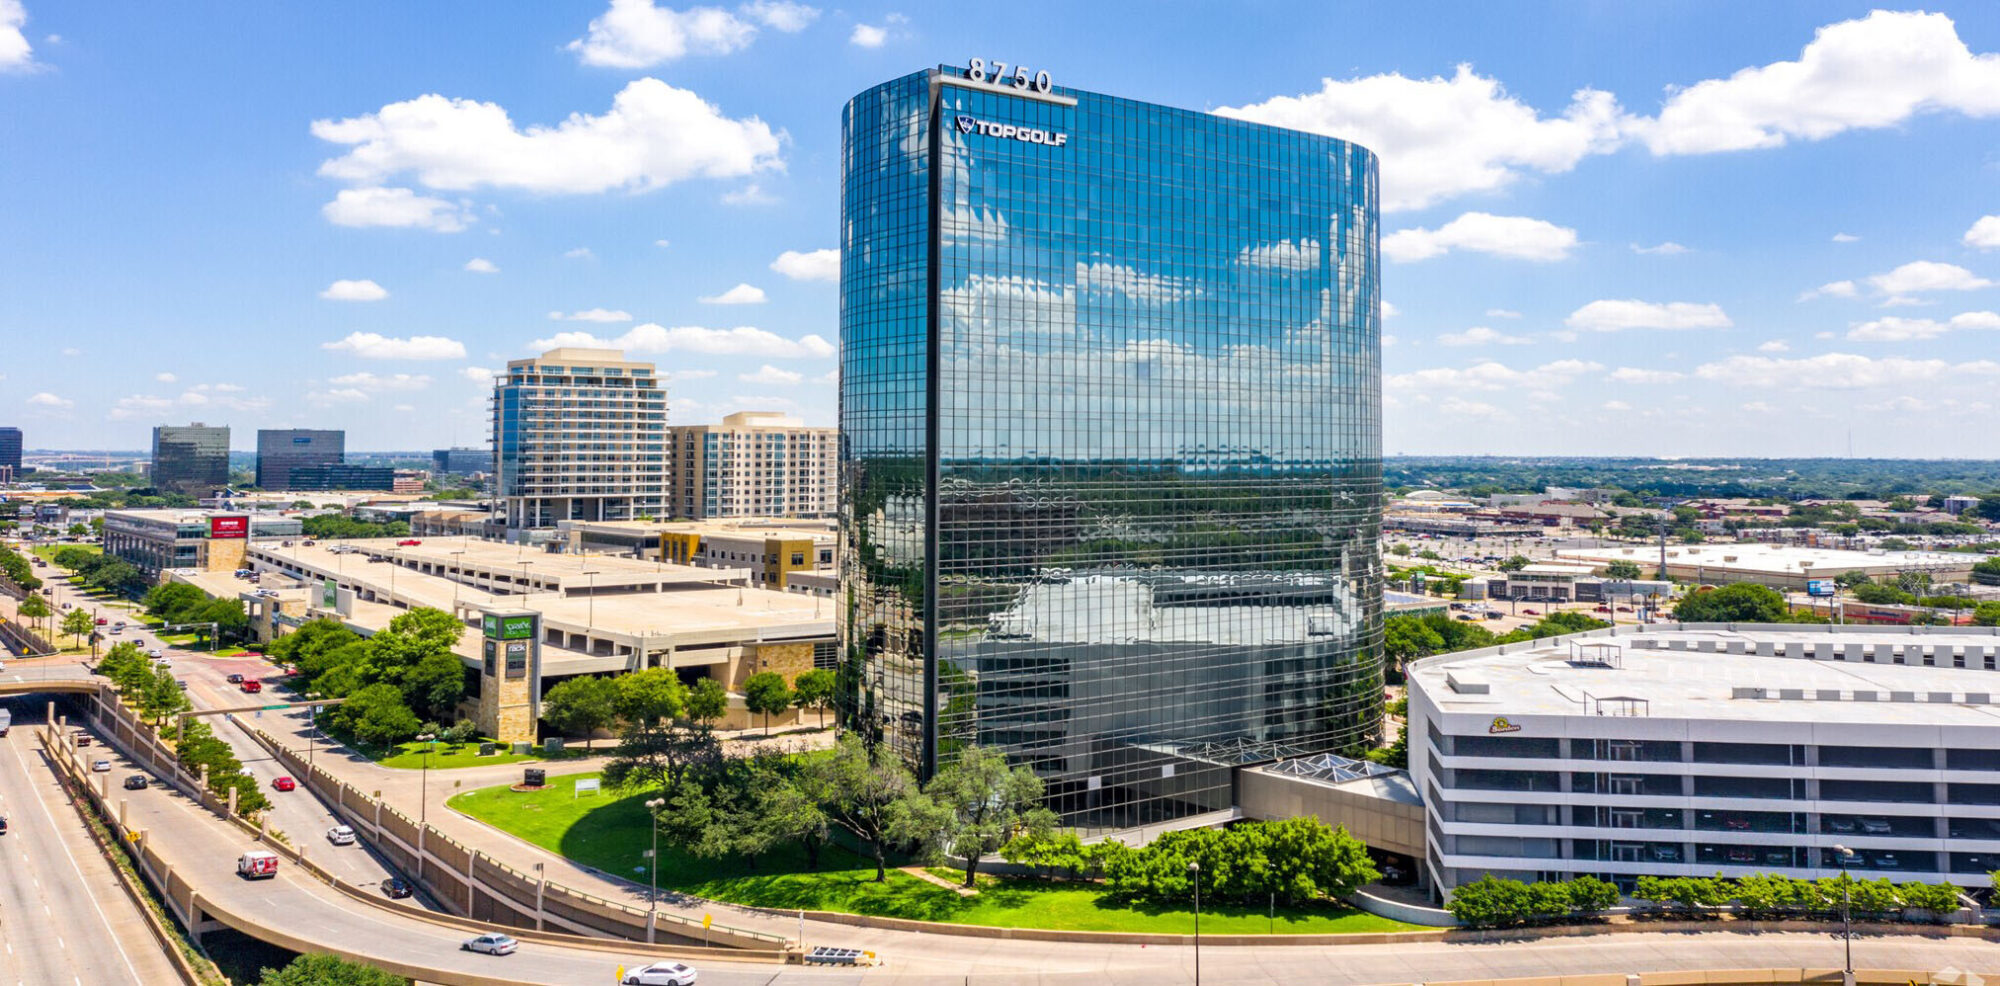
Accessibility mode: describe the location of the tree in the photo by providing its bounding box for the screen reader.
[924,746,1056,886]
[1672,583,1787,623]
[257,953,409,986]
[1602,559,1643,580]
[791,668,836,728]
[338,683,422,749]
[540,675,620,749]
[399,650,466,722]
[60,607,95,644]
[1383,614,1445,671]
[1972,602,2000,627]
[687,677,728,728]
[810,734,936,882]
[137,672,191,728]
[1497,555,1531,572]
[741,671,792,735]
[16,592,50,635]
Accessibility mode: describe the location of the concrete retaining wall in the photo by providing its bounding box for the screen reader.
[251,727,787,952]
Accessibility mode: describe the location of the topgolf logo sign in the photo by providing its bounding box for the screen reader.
[955,114,1068,147]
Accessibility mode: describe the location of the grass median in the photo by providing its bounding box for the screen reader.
[448,771,1419,935]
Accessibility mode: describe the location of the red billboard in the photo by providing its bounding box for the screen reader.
[209,515,249,539]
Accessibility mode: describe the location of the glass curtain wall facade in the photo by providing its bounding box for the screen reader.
[839,66,1383,831]
[255,429,344,491]
[151,424,231,498]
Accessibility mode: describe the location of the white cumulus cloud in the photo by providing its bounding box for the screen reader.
[548,308,633,323]
[1565,299,1731,332]
[1757,340,1790,353]
[568,0,759,67]
[1381,212,1578,262]
[700,282,766,304]
[1695,352,2000,390]
[744,1,818,31]
[1484,308,1522,319]
[460,366,498,384]
[1962,216,2000,250]
[1631,241,1688,255]
[155,372,177,383]
[322,332,468,360]
[530,323,833,358]
[739,364,803,385]
[1607,367,1684,384]
[321,186,473,232]
[328,371,432,391]
[1437,326,1530,347]
[320,278,388,301]
[770,248,838,282]
[463,257,499,274]
[25,391,70,408]
[1868,260,1993,296]
[1847,311,2000,342]
[849,22,887,47]
[313,78,782,196]
[1216,65,1624,212]
[0,1,34,72]
[1797,280,1858,302]
[1633,10,2000,156]
[1832,232,1860,243]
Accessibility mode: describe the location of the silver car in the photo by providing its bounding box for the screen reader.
[624,962,697,985]
[462,934,517,956]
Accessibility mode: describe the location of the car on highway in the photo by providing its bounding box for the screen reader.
[1521,608,1540,615]
[381,876,413,899]
[241,680,262,693]
[124,775,148,790]
[73,731,91,746]
[0,814,7,834]
[462,934,518,956]
[397,539,422,547]
[93,617,107,625]
[237,850,280,879]
[326,825,356,845]
[623,961,698,985]
[226,673,243,683]
[271,776,296,792]
[91,759,110,772]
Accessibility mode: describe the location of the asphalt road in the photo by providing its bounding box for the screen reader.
[0,697,185,986]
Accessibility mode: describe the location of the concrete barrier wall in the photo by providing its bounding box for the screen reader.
[252,726,787,952]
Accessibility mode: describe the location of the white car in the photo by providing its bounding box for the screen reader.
[462,934,518,956]
[91,760,111,772]
[326,825,356,846]
[624,961,698,985]
[147,649,162,659]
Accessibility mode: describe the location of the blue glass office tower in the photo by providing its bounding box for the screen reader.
[839,66,1382,831]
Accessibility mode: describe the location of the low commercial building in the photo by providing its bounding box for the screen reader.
[244,536,834,742]
[103,508,302,578]
[1557,543,1981,591]
[1481,565,1675,604]
[1410,625,2000,899]
[558,517,836,592]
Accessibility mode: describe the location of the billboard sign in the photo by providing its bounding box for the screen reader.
[505,641,529,679]
[1806,579,1837,597]
[483,612,537,640]
[209,515,249,539]
[321,578,337,608]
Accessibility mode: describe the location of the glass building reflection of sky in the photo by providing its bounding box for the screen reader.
[839,66,1382,833]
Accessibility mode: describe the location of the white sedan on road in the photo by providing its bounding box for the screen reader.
[624,961,698,985]
[326,825,356,846]
[461,934,518,956]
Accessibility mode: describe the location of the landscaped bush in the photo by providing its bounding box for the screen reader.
[1446,874,1621,927]
[1003,816,1377,907]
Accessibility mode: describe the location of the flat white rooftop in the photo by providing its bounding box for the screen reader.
[1556,543,1981,576]
[1413,626,2000,728]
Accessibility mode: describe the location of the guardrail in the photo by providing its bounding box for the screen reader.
[243,726,791,953]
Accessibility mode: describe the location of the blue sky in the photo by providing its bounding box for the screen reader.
[3,2,2000,456]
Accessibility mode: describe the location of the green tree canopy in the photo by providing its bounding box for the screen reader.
[257,953,409,985]
[923,746,1055,886]
[1673,583,1787,623]
[790,667,837,727]
[741,671,792,735]
[540,675,620,749]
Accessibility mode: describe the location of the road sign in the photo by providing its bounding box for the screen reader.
[702,913,712,929]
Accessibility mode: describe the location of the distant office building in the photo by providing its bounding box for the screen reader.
[0,426,20,483]
[103,508,300,577]
[838,66,1383,831]
[432,447,489,477]
[255,429,344,491]
[282,464,394,491]
[151,423,230,497]
[1943,495,1982,517]
[669,411,835,520]
[392,469,428,494]
[494,347,667,530]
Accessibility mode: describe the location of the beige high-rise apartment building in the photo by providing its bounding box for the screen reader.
[492,348,668,531]
[669,411,836,519]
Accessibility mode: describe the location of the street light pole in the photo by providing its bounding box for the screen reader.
[1834,844,1855,986]
[1188,860,1201,986]
[645,796,666,927]
[582,570,601,629]
[416,731,436,829]
[305,692,319,767]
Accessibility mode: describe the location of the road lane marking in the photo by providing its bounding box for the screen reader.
[5,726,146,983]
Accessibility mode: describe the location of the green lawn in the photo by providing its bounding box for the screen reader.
[30,544,98,564]
[448,773,1419,935]
[374,737,564,769]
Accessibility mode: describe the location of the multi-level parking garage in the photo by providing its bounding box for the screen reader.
[1412,626,2000,898]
